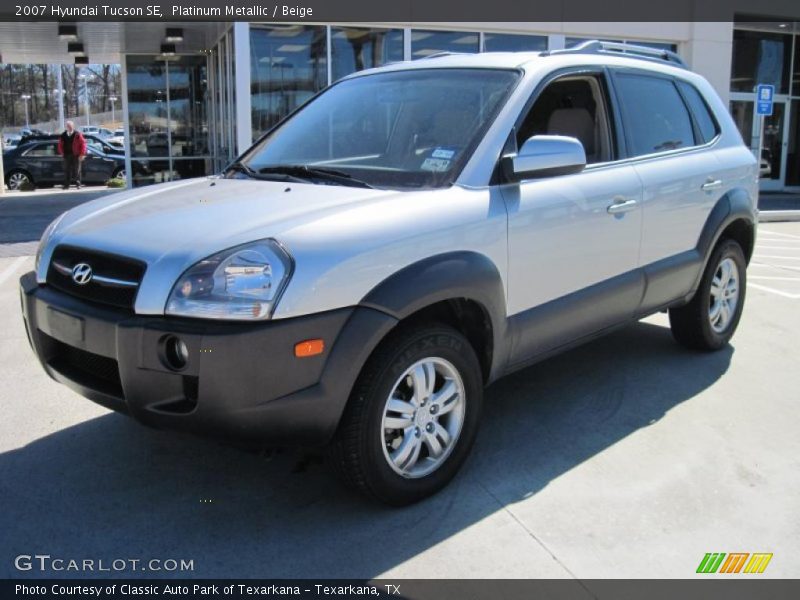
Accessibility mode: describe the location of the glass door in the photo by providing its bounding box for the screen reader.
[787,100,800,189]
[730,96,790,191]
[757,100,788,191]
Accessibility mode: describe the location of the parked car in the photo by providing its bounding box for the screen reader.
[3,141,125,189]
[21,42,757,505]
[17,133,126,157]
[2,133,21,150]
[108,128,125,147]
[19,128,47,137]
[84,134,125,156]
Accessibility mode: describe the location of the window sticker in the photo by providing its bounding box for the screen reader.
[431,147,456,159]
[421,158,451,172]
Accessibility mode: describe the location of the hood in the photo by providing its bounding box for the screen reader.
[40,177,406,314]
[50,177,397,264]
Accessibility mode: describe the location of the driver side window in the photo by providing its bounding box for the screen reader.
[517,72,616,165]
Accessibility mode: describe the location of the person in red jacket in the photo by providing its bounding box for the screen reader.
[56,121,87,189]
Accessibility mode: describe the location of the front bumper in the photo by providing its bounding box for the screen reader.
[19,272,397,446]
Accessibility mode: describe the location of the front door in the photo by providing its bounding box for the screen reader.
[502,69,644,366]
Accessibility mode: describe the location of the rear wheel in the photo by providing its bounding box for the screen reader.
[669,239,746,351]
[328,323,483,505]
[112,167,126,180]
[7,170,32,190]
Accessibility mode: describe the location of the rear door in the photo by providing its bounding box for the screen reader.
[610,70,722,311]
[22,142,63,184]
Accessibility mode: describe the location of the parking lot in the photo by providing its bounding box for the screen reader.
[0,221,798,582]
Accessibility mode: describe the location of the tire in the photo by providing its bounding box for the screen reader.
[112,167,126,180]
[669,239,747,351]
[7,170,32,191]
[328,323,483,505]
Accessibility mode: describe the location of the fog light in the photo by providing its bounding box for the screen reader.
[163,335,189,370]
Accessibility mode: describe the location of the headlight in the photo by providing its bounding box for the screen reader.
[166,239,293,320]
[35,213,66,273]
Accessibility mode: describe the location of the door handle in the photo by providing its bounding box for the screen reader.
[607,198,638,214]
[701,178,723,192]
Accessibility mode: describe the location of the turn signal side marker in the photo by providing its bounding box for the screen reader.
[295,339,325,358]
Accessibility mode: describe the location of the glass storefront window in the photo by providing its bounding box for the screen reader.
[793,37,800,97]
[730,101,754,148]
[626,41,678,52]
[411,30,479,58]
[331,27,403,82]
[168,57,209,157]
[566,37,677,52]
[731,29,792,94]
[250,25,327,138]
[126,57,168,158]
[126,55,212,187]
[787,100,800,187]
[483,33,547,52]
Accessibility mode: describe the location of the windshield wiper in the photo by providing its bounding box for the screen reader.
[225,161,258,178]
[257,164,373,189]
[225,161,307,183]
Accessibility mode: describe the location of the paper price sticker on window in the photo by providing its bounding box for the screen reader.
[421,158,451,172]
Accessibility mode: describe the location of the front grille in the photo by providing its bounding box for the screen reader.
[46,245,146,310]
[41,332,123,398]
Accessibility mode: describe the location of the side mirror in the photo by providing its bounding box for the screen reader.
[502,135,587,181]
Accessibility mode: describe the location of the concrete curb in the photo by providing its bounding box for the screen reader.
[759,210,800,223]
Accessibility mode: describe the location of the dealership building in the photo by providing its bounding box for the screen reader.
[0,19,798,191]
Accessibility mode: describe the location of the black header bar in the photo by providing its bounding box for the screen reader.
[3,0,800,22]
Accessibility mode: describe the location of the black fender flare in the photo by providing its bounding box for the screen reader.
[360,251,510,381]
[691,187,757,293]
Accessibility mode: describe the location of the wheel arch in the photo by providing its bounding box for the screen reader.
[692,187,757,292]
[360,251,509,383]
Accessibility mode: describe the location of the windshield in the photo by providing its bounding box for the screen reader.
[236,68,520,189]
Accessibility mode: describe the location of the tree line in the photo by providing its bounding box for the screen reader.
[0,63,121,129]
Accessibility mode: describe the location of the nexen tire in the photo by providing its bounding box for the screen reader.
[328,323,483,505]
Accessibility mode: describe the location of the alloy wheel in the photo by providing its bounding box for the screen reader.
[709,257,740,333]
[381,357,466,479]
[8,172,30,190]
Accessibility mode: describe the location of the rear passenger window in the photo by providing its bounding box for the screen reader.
[615,73,695,156]
[677,81,719,143]
[24,143,57,157]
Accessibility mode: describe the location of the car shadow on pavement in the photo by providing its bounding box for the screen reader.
[0,320,733,579]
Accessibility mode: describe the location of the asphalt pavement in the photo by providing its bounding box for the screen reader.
[0,211,798,581]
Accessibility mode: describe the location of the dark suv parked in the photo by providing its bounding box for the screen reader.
[3,141,126,190]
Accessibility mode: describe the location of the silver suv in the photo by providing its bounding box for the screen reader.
[20,42,757,504]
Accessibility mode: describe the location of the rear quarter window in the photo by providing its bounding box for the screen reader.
[614,73,695,156]
[676,80,720,144]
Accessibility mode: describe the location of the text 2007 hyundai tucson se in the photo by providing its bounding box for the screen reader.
[21,42,757,504]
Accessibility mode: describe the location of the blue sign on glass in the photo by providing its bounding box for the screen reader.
[756,84,774,116]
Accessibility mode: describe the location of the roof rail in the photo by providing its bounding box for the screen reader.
[419,51,468,60]
[543,40,687,69]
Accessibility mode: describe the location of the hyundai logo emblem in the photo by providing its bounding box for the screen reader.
[71,263,93,285]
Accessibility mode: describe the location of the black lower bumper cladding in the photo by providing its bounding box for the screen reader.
[19,271,397,446]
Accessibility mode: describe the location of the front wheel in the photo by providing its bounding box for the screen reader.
[669,239,747,351]
[328,323,483,505]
